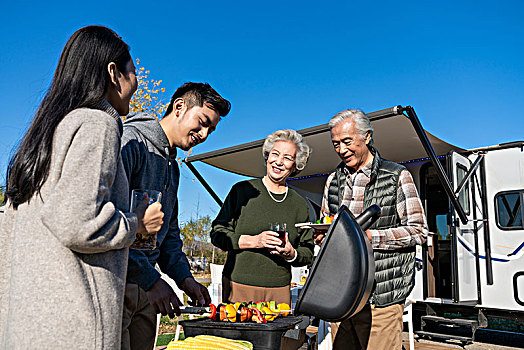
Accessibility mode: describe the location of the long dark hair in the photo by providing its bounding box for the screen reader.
[6,25,132,208]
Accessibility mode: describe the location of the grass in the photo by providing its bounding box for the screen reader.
[156,314,209,346]
[155,273,211,346]
[157,333,180,346]
[158,315,180,335]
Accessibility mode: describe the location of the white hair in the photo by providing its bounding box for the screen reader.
[262,129,311,175]
[328,109,374,145]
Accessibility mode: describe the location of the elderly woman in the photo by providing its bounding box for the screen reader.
[211,129,314,305]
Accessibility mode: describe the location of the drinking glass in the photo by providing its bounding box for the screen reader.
[130,189,162,250]
[269,222,287,247]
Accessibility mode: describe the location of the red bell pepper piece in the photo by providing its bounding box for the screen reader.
[208,303,217,321]
[250,307,267,324]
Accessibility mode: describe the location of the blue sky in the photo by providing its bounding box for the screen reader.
[1,0,523,223]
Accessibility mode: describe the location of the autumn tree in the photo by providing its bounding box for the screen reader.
[129,58,168,119]
[180,215,211,256]
[180,215,227,265]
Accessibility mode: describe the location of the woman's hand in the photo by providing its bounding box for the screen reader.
[270,232,296,260]
[134,194,164,235]
[238,231,282,249]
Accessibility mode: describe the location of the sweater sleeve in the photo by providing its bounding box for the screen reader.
[210,184,242,251]
[40,118,137,254]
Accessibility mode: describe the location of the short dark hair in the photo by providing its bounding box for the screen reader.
[164,82,231,118]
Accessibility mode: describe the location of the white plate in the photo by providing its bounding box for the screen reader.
[295,222,331,230]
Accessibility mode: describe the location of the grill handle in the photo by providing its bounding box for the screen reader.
[355,205,381,231]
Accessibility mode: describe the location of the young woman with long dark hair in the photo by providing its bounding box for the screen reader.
[0,26,163,348]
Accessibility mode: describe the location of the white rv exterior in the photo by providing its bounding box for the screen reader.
[410,143,524,314]
[480,146,524,311]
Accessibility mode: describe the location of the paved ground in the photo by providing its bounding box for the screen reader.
[195,277,211,284]
[402,337,520,349]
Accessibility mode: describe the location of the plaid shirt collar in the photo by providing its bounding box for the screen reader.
[343,157,374,179]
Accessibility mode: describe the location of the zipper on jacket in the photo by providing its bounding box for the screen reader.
[164,146,170,194]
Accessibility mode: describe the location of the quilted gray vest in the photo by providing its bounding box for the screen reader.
[327,150,416,307]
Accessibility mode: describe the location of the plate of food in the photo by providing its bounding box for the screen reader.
[295,214,335,230]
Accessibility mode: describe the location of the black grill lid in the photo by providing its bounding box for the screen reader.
[294,205,377,322]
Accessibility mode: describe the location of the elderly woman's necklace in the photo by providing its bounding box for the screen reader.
[262,176,288,203]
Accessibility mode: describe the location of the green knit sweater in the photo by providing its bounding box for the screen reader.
[210,179,314,287]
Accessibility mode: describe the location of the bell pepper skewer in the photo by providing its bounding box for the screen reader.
[208,303,217,321]
[249,307,267,324]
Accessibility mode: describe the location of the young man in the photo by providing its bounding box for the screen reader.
[314,109,428,349]
[120,82,231,350]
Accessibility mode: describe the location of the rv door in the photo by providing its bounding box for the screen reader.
[449,151,483,304]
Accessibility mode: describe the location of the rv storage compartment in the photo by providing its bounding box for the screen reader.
[294,205,377,322]
[180,317,303,350]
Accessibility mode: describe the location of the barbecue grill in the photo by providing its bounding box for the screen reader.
[179,204,379,349]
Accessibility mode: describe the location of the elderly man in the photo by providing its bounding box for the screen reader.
[314,109,428,349]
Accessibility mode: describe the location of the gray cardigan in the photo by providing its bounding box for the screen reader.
[0,107,137,349]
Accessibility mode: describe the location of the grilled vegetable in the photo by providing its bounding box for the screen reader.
[255,301,266,311]
[225,303,237,322]
[167,335,253,349]
[209,301,290,323]
[269,300,277,312]
[241,306,253,322]
[323,214,335,224]
[209,303,217,321]
[261,306,278,321]
[250,307,267,324]
[218,303,228,321]
[277,302,291,317]
[194,335,252,349]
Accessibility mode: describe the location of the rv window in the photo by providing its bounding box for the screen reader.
[495,191,523,230]
[456,164,470,215]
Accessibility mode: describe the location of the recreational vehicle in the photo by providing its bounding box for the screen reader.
[185,105,524,344]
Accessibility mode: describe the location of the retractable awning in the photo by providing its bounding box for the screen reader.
[185,106,464,179]
[185,105,470,224]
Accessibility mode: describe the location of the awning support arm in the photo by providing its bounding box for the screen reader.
[183,158,224,207]
[478,157,494,285]
[454,153,485,196]
[402,106,469,224]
